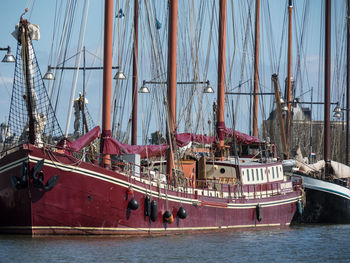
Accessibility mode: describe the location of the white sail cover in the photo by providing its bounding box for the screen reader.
[296,160,325,175]
[12,22,40,41]
[331,161,350,179]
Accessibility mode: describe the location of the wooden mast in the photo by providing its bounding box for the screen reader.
[272,74,288,158]
[131,0,139,145]
[253,0,260,137]
[286,0,293,152]
[166,0,178,182]
[347,0,350,165]
[324,0,331,172]
[216,0,227,154]
[101,0,113,167]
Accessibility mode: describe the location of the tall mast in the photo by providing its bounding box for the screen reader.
[253,0,260,137]
[272,74,288,158]
[216,0,227,153]
[101,0,114,167]
[131,0,139,145]
[286,0,293,150]
[166,0,178,181]
[346,0,350,165]
[324,0,331,171]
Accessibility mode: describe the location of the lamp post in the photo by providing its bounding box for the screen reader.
[0,46,15,63]
[139,80,214,93]
[43,47,124,135]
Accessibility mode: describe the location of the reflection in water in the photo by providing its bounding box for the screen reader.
[1,225,350,262]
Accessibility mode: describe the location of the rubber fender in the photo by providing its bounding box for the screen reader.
[256,204,262,222]
[297,200,303,215]
[128,197,139,210]
[163,210,174,224]
[177,206,187,219]
[150,200,158,222]
[144,195,151,216]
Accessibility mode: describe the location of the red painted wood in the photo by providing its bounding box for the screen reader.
[0,145,300,235]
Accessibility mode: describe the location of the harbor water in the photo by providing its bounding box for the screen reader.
[1,224,350,263]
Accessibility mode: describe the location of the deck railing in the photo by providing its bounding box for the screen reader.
[8,143,299,200]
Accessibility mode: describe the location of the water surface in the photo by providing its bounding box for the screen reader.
[1,225,349,263]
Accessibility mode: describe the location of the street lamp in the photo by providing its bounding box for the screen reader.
[43,47,123,81]
[42,66,55,80]
[42,47,125,136]
[203,81,214,93]
[333,103,345,119]
[113,70,126,80]
[281,99,289,112]
[0,46,15,63]
[138,81,150,93]
[139,79,213,93]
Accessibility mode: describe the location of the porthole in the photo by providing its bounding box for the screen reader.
[220,168,225,174]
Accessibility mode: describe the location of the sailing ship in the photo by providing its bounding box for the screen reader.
[0,1,301,235]
[279,0,350,224]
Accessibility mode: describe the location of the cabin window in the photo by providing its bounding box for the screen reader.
[220,168,225,174]
[272,167,275,179]
[275,167,279,179]
[260,168,263,180]
[247,169,250,181]
[252,169,255,181]
[256,169,259,181]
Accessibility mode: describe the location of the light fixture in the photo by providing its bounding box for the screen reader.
[333,104,342,113]
[2,48,15,63]
[43,66,55,80]
[204,81,214,93]
[114,70,126,80]
[282,104,289,112]
[333,111,341,119]
[138,81,150,93]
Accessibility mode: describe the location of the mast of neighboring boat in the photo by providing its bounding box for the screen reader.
[101,0,114,167]
[131,0,139,145]
[166,0,178,182]
[324,0,331,175]
[216,0,227,157]
[253,0,260,137]
[286,0,293,153]
[310,87,313,164]
[346,0,350,165]
[272,74,288,158]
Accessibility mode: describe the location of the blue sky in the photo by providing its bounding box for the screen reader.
[0,0,347,143]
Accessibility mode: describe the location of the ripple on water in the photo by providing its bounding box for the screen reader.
[1,225,350,263]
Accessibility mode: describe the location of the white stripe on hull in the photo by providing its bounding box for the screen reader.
[0,223,288,234]
[0,154,300,209]
[302,176,350,200]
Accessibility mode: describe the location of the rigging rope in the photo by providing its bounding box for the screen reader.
[64,0,90,137]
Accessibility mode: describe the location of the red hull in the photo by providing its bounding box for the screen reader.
[0,145,301,235]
